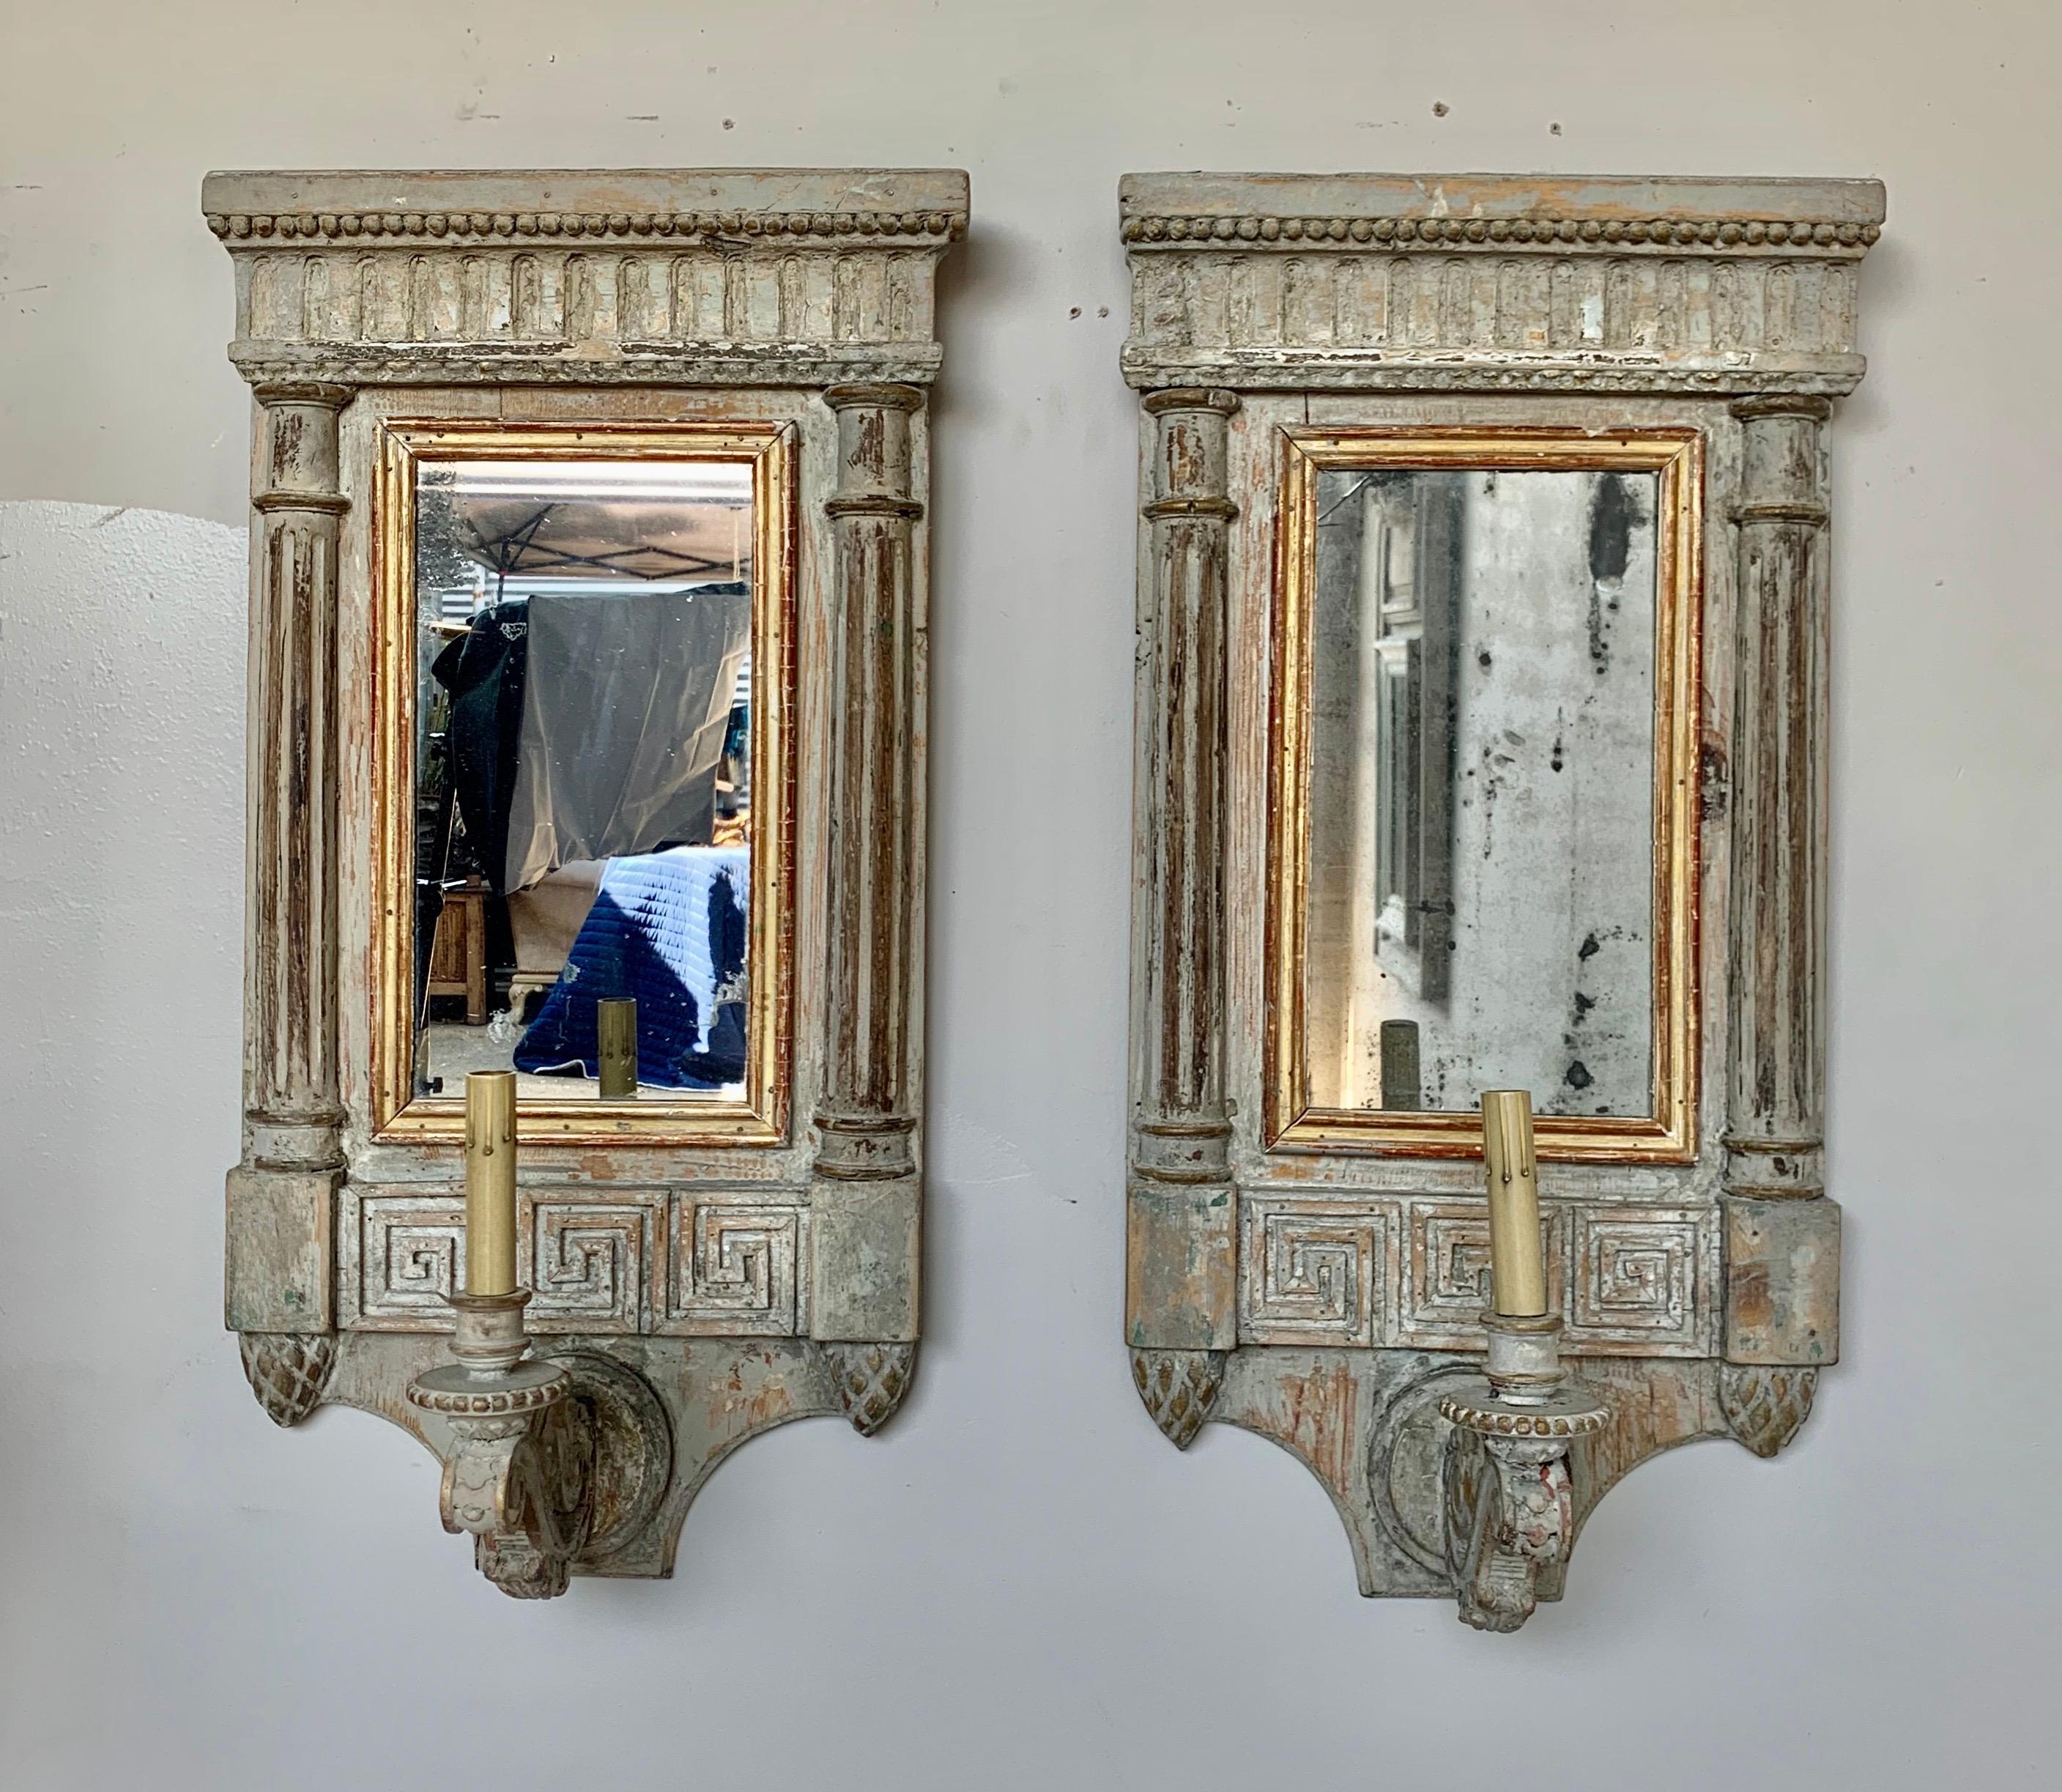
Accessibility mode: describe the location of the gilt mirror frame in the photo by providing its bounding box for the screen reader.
[1267,424,1703,1162]
[367,418,798,1145]
[1121,173,1880,1606]
[210,168,965,1588]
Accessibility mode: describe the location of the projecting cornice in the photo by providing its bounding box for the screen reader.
[1119,172,1885,394]
[204,168,969,388]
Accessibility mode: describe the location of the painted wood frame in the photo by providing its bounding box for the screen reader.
[212,168,965,1585]
[1121,173,1877,1603]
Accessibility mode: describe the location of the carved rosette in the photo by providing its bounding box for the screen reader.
[823,1341,918,1437]
[237,1332,337,1427]
[1130,1349,1227,1449]
[1718,1363,1819,1459]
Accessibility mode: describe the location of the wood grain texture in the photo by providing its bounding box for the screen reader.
[1119,172,1883,394]
[213,168,960,1576]
[1127,390,1241,1388]
[808,385,926,1380]
[205,170,967,388]
[1120,171,1877,1604]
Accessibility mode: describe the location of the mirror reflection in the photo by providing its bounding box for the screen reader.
[412,456,755,1103]
[1303,465,1658,1117]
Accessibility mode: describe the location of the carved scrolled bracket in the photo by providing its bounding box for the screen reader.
[1442,1425,1576,1634]
[404,1290,680,1601]
[823,1341,918,1436]
[411,1351,588,1601]
[1436,1316,1609,1632]
[237,1331,337,1427]
[1718,1363,1819,1459]
[1130,1347,1226,1448]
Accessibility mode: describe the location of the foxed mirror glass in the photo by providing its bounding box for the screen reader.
[1269,429,1700,1160]
[373,422,793,1141]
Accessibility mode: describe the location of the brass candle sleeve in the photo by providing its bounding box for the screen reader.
[597,998,639,1100]
[464,1069,519,1296]
[1480,1089,1547,1318]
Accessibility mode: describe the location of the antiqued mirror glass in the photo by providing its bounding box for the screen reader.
[374,423,794,1141]
[1270,430,1700,1160]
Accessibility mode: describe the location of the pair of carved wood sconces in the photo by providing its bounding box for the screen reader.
[210,166,1874,1626]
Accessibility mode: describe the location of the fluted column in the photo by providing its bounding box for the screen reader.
[1128,390,1239,1437]
[810,385,924,1418]
[226,384,350,1417]
[1720,396,1841,1437]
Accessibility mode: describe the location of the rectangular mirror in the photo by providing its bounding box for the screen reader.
[372,422,794,1142]
[1268,429,1699,1160]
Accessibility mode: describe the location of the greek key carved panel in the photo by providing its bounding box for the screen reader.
[1568,1207,1718,1351]
[1398,1200,1571,1350]
[527,1198,662,1334]
[217,168,961,1589]
[662,1199,803,1336]
[1122,171,1877,1615]
[1239,1199,1391,1347]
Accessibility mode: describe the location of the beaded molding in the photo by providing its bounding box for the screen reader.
[1436,1393,1612,1439]
[207,207,965,245]
[1121,212,1880,251]
[405,1380,565,1418]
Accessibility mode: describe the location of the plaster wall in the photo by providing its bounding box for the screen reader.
[1,4,2056,1788]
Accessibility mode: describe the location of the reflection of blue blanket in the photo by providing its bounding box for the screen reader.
[514,848,749,1089]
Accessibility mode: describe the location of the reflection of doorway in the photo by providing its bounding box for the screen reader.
[1345,473,1457,1059]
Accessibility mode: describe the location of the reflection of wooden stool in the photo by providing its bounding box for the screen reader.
[426,878,489,1024]
[506,861,604,1018]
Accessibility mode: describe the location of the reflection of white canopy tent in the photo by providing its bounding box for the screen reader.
[428,458,754,598]
[418,459,758,892]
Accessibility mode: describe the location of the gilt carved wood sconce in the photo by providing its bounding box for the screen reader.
[211,168,964,1595]
[1119,173,1880,1624]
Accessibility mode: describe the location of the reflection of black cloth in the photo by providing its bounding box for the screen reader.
[502,582,751,892]
[431,601,528,895]
[513,848,749,1089]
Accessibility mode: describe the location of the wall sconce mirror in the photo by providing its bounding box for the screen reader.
[209,167,965,1599]
[377,424,793,1141]
[1272,430,1699,1159]
[1120,171,1879,1629]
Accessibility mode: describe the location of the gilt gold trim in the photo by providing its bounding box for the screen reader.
[370,418,796,1145]
[1264,426,1702,1163]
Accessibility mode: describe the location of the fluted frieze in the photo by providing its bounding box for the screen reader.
[206,169,968,387]
[1121,173,1883,393]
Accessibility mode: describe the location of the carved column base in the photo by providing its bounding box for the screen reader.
[237,1332,338,1427]
[1718,1363,1819,1459]
[822,1341,917,1436]
[1131,1347,1226,1448]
